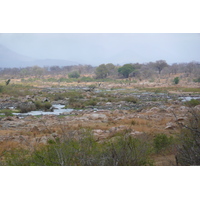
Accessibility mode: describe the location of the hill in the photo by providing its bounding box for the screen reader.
[0,44,79,68]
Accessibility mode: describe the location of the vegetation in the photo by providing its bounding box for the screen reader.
[153,134,174,153]
[173,77,180,84]
[2,132,153,166]
[0,109,14,116]
[194,77,200,83]
[68,71,80,78]
[175,111,200,166]
[17,101,52,113]
[95,64,109,79]
[185,99,200,107]
[118,64,135,78]
[153,60,168,75]
[0,60,200,166]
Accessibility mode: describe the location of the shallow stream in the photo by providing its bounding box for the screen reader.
[13,104,73,116]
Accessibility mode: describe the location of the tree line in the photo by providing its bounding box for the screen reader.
[0,60,200,81]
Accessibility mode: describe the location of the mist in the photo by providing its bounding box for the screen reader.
[0,33,200,66]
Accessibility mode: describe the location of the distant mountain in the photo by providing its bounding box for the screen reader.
[0,44,79,68]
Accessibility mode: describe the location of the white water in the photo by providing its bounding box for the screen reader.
[13,104,73,116]
[179,96,200,102]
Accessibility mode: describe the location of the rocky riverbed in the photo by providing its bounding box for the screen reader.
[0,84,199,163]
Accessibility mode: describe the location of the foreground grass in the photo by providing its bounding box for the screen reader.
[0,130,177,166]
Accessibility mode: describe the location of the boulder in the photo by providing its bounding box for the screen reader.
[105,102,112,105]
[194,105,200,111]
[83,113,108,121]
[165,122,177,130]
[148,107,160,113]
[179,106,189,112]
[39,136,48,144]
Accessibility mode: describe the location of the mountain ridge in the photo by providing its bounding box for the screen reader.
[0,44,79,68]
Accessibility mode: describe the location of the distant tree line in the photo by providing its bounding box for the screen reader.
[1,61,200,82]
[94,60,200,81]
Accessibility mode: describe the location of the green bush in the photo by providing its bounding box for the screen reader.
[153,134,173,153]
[193,77,200,83]
[84,98,97,106]
[35,101,52,111]
[173,77,180,84]
[2,133,153,166]
[67,97,85,109]
[80,76,94,82]
[123,96,138,103]
[18,103,36,113]
[0,109,14,116]
[68,71,80,79]
[175,111,200,165]
[185,99,200,107]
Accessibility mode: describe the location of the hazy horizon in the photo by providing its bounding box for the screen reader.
[0,33,200,66]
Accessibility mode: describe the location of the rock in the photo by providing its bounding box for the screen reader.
[109,127,117,133]
[93,129,107,140]
[51,132,58,138]
[129,131,143,136]
[148,107,160,113]
[166,106,175,113]
[179,106,189,112]
[77,117,89,121]
[175,116,187,122]
[83,113,108,121]
[93,129,104,134]
[30,126,40,136]
[26,95,31,100]
[165,122,177,130]
[43,97,49,102]
[194,105,200,111]
[40,136,48,144]
[2,116,14,121]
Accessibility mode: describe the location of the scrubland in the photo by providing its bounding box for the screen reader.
[0,70,199,166]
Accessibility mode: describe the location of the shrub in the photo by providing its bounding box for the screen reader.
[153,134,173,153]
[80,76,94,82]
[2,133,153,166]
[193,77,200,83]
[0,109,14,116]
[67,97,85,109]
[173,77,180,84]
[18,103,36,113]
[44,102,52,110]
[123,96,138,103]
[175,110,200,165]
[68,71,80,79]
[84,98,97,106]
[185,99,200,107]
[104,134,153,166]
[35,101,52,111]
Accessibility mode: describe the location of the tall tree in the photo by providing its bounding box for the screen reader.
[118,64,134,78]
[154,60,168,75]
[95,64,109,79]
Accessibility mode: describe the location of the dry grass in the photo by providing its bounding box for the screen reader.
[153,154,176,166]
[0,141,21,157]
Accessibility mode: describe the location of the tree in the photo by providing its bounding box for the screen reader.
[106,63,117,76]
[5,79,11,85]
[118,64,134,78]
[175,110,200,165]
[95,64,109,79]
[173,77,180,84]
[68,71,80,78]
[154,60,168,75]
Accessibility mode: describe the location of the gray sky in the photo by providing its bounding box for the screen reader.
[0,33,200,66]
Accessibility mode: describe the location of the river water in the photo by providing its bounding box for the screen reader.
[13,104,73,116]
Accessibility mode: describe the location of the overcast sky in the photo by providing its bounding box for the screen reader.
[0,33,200,66]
